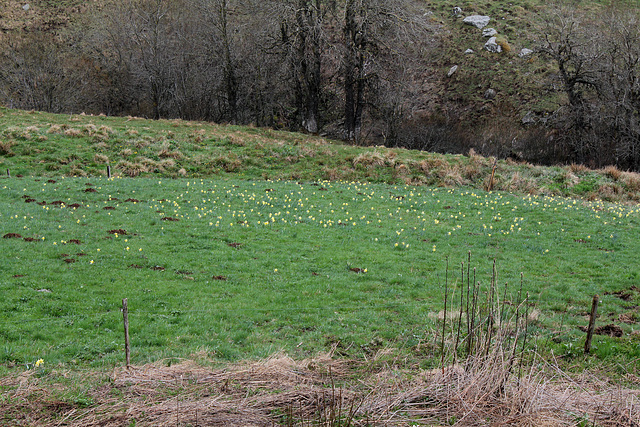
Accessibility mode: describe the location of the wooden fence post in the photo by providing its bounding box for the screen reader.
[584,294,599,354]
[107,165,111,179]
[487,159,497,191]
[122,298,131,368]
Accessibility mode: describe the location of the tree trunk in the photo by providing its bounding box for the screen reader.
[343,0,357,141]
[219,0,238,124]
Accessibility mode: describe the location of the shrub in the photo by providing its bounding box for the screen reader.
[602,165,622,181]
[93,154,109,164]
[353,151,386,168]
[0,140,14,156]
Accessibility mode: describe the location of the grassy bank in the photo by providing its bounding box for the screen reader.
[1,108,639,204]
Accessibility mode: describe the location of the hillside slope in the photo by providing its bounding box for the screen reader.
[1,107,639,204]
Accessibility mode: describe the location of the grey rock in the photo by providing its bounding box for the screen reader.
[463,15,490,29]
[447,65,458,77]
[453,7,462,16]
[484,89,496,99]
[484,37,502,53]
[519,48,534,58]
[522,111,536,125]
[23,3,29,10]
[465,48,475,54]
[482,28,497,37]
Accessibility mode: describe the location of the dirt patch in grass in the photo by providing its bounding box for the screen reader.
[605,290,634,302]
[594,324,624,338]
[107,229,127,235]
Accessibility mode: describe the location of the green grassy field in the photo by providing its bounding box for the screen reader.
[1,172,639,376]
[1,107,640,425]
[0,106,640,376]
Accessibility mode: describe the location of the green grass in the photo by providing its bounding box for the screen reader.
[1,173,639,375]
[1,107,638,204]
[0,106,639,379]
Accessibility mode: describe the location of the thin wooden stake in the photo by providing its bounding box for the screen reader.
[6,169,10,177]
[584,294,599,354]
[455,261,465,360]
[487,159,498,191]
[107,165,112,178]
[466,252,471,339]
[122,298,131,368]
[442,257,449,374]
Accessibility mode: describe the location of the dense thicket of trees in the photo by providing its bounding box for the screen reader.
[0,0,431,144]
[536,6,640,170]
[2,1,640,171]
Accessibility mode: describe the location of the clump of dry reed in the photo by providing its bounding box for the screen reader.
[2,349,638,426]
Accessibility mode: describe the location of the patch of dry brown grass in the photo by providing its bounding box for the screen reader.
[0,139,15,156]
[570,163,590,174]
[115,160,148,177]
[352,150,387,168]
[621,171,640,192]
[394,162,410,176]
[1,351,637,427]
[602,165,623,181]
[418,157,448,174]
[93,154,109,164]
[47,124,69,134]
[157,143,183,159]
[439,165,465,187]
[505,172,539,195]
[64,128,83,138]
[598,183,623,202]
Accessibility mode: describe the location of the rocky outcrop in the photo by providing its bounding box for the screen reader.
[519,48,534,57]
[463,15,490,29]
[482,28,497,37]
[484,37,502,53]
[484,89,496,99]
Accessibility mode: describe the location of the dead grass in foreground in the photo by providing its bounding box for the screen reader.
[1,350,639,426]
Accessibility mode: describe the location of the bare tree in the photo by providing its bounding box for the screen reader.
[0,32,77,112]
[537,7,604,164]
[598,7,640,170]
[195,0,241,123]
[537,5,640,170]
[341,0,434,144]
